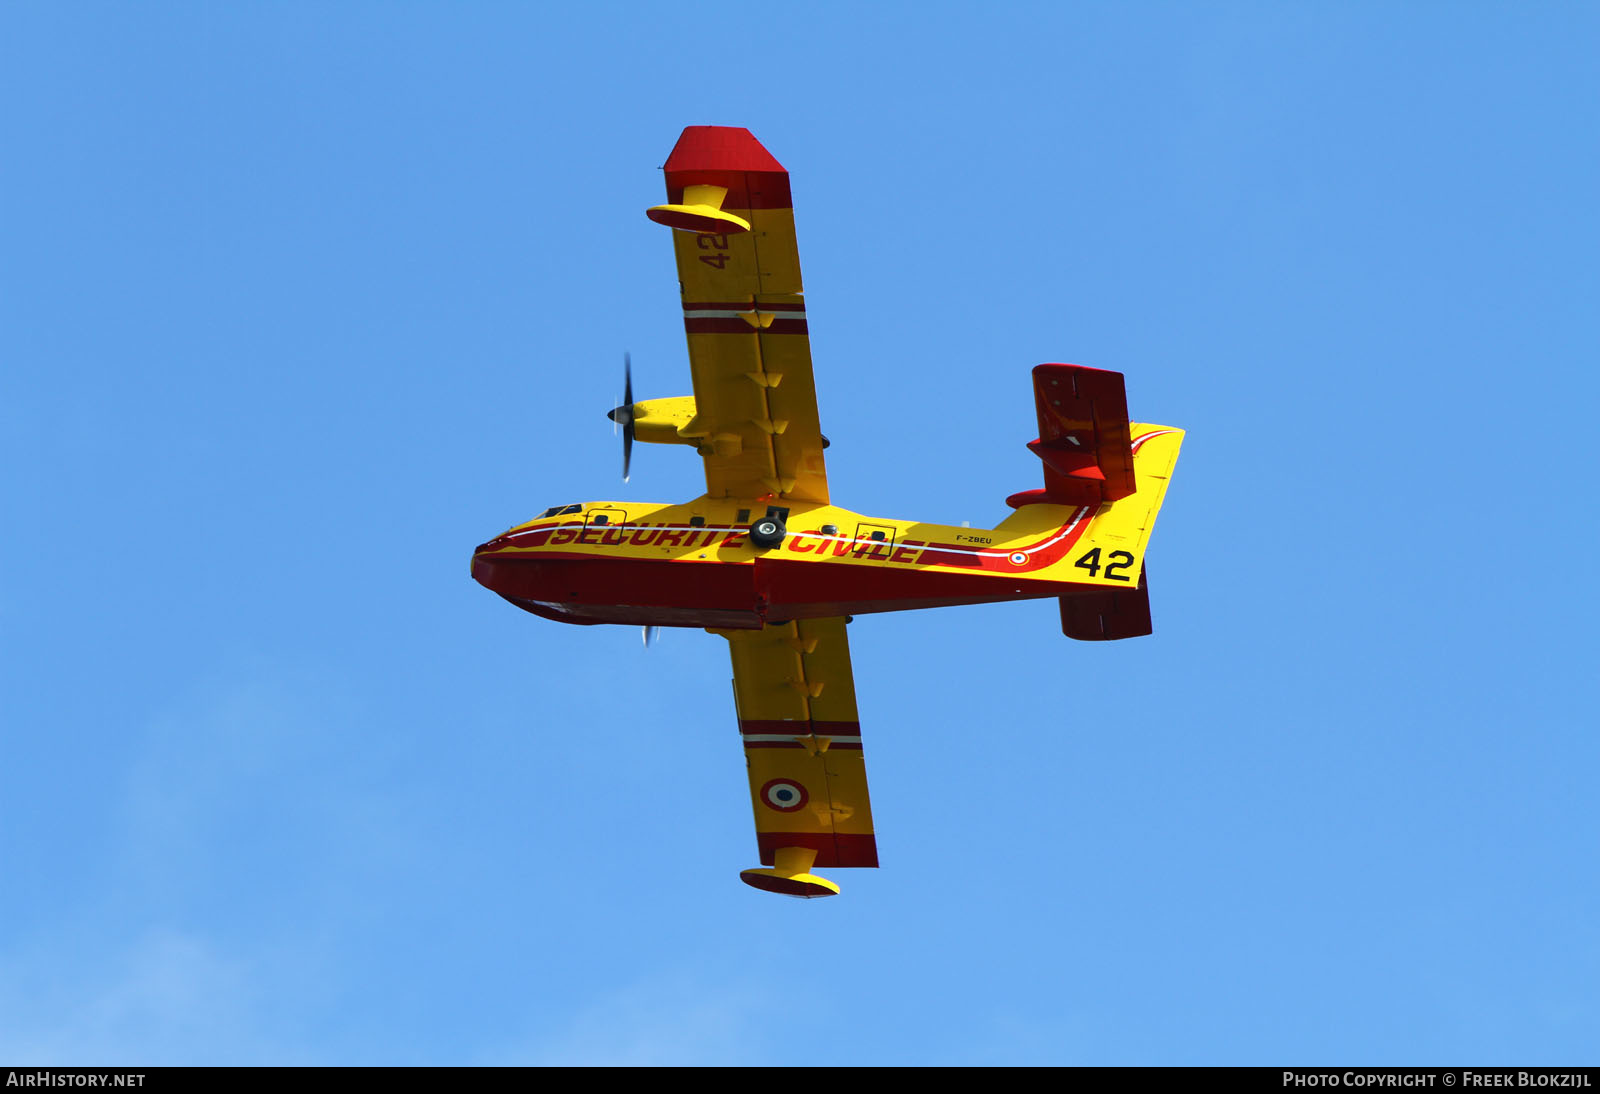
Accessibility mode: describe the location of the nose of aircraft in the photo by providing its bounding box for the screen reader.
[471,536,578,621]
[472,533,558,602]
[471,537,510,591]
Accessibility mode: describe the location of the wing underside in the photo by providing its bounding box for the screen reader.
[656,127,829,504]
[720,615,876,894]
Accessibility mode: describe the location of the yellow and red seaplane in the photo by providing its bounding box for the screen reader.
[472,127,1184,897]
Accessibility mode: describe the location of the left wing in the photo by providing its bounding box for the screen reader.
[719,616,876,897]
[648,126,829,504]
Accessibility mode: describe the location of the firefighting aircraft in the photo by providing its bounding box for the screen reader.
[472,127,1184,898]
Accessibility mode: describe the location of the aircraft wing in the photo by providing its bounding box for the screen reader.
[721,616,876,895]
[650,126,829,504]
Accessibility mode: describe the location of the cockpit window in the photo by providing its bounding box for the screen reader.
[537,503,584,518]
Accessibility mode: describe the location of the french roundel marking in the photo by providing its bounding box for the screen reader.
[760,778,809,813]
[1009,551,1028,565]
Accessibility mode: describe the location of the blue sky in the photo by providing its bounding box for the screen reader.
[3,2,1596,1066]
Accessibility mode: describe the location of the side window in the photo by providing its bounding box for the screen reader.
[853,522,897,555]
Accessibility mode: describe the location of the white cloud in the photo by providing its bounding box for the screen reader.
[488,969,772,1067]
[1,665,370,1064]
[0,928,306,1065]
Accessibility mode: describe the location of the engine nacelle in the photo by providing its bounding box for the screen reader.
[622,397,746,458]
[627,396,699,446]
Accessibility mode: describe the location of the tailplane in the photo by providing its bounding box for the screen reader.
[1006,364,1136,510]
[999,363,1183,640]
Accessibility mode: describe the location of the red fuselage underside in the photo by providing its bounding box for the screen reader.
[470,551,1076,630]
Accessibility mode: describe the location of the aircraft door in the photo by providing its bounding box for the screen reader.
[583,507,629,546]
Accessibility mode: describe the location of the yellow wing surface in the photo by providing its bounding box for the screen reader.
[649,126,829,505]
[718,616,875,897]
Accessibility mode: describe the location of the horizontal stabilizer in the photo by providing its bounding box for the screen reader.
[1015,364,1135,508]
[1059,570,1152,641]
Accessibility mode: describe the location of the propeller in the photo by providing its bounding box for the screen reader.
[642,625,659,649]
[606,353,635,482]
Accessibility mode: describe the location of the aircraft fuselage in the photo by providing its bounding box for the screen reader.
[471,496,1101,631]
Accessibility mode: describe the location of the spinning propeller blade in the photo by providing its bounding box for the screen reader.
[604,353,636,483]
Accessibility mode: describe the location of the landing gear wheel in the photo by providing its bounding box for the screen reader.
[748,517,786,550]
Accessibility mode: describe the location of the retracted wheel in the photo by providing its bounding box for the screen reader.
[747,517,786,550]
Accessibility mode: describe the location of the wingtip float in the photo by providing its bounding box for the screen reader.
[471,127,1184,898]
